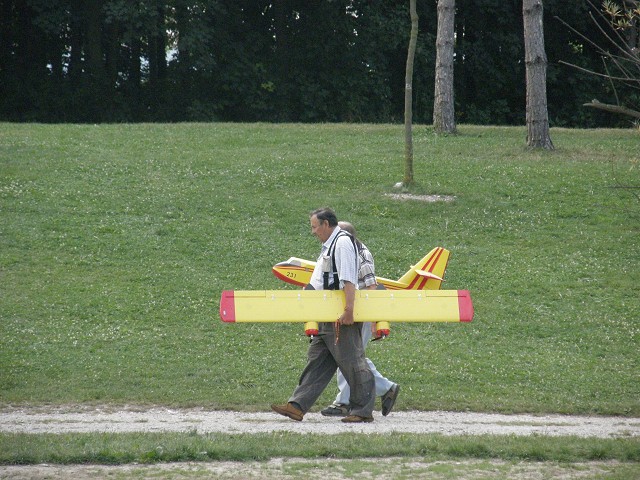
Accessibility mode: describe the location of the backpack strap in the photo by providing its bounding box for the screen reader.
[323,230,358,290]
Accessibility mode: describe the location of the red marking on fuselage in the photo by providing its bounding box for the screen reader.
[272,265,310,287]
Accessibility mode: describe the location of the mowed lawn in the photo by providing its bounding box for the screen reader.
[0,123,638,417]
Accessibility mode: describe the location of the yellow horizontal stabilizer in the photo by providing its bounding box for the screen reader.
[414,269,444,281]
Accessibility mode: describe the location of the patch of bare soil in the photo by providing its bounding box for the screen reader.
[0,459,633,480]
[386,193,456,202]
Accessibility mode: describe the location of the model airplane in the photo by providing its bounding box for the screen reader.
[271,247,452,336]
[219,247,474,337]
[272,247,450,291]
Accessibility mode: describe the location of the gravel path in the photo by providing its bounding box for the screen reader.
[2,407,638,479]
[1,406,638,437]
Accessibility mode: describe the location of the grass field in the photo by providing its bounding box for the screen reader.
[0,123,638,471]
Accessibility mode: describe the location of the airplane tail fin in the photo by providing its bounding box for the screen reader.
[396,247,450,290]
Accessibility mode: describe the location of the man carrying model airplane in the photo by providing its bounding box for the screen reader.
[271,208,376,423]
[320,220,399,418]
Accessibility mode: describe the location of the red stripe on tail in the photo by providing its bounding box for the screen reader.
[416,247,444,289]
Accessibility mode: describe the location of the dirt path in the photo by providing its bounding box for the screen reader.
[2,407,638,479]
[1,406,638,437]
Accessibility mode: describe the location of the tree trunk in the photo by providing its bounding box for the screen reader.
[83,0,104,79]
[523,0,554,149]
[433,0,456,134]
[404,0,418,185]
[129,39,142,90]
[273,0,293,120]
[149,2,167,85]
[68,0,84,83]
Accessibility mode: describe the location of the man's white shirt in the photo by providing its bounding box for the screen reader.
[309,226,359,290]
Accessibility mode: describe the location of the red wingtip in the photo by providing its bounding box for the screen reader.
[458,290,474,322]
[220,290,236,322]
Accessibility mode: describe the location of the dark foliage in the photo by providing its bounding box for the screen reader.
[0,0,631,126]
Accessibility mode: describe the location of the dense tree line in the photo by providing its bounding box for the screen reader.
[0,0,633,126]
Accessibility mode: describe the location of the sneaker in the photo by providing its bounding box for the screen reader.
[320,403,350,417]
[381,384,400,416]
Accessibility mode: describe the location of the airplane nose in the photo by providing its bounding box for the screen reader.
[272,262,303,286]
[272,258,312,287]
